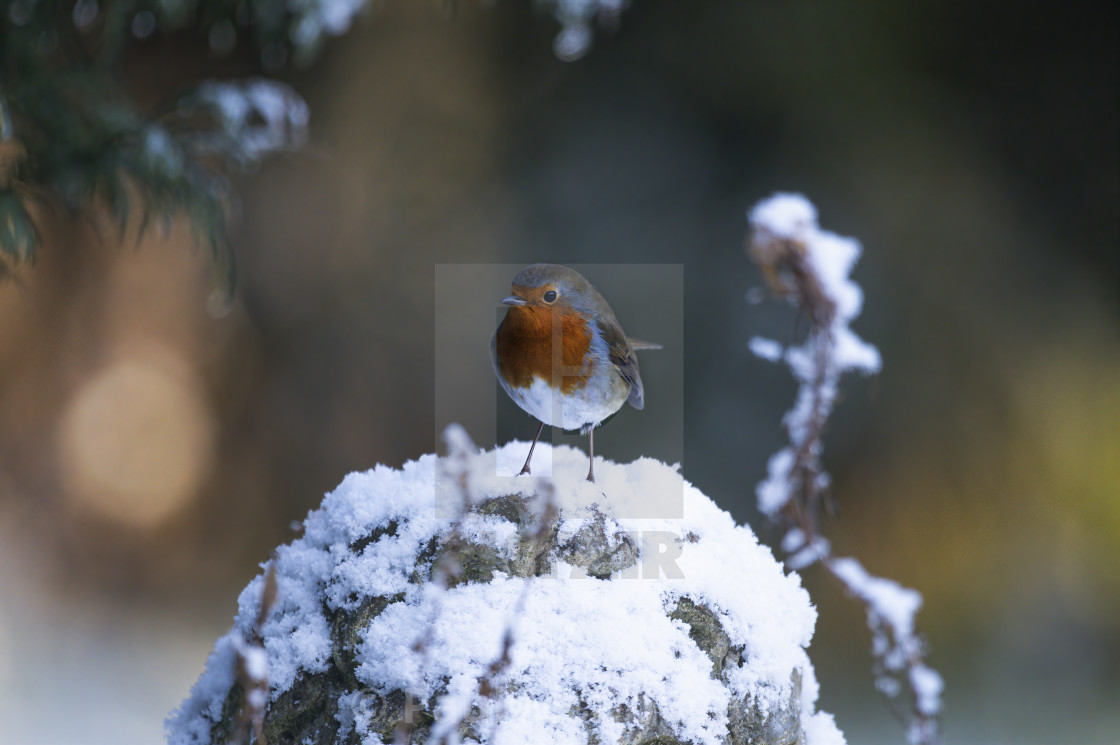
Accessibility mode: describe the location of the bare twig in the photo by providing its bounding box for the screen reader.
[394,425,476,744]
[472,480,557,734]
[422,427,559,744]
[229,562,278,745]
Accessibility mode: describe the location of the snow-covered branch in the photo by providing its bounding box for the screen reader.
[827,558,943,745]
[186,79,311,166]
[748,193,880,528]
[536,0,631,60]
[747,193,942,744]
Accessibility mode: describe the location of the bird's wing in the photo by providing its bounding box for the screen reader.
[489,326,501,377]
[597,318,646,410]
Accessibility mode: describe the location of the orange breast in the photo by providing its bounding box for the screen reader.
[495,306,593,394]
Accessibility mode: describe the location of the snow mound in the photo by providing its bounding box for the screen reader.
[166,441,844,745]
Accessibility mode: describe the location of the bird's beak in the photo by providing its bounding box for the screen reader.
[500,295,528,306]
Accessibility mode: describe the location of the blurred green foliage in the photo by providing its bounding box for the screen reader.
[0,0,346,287]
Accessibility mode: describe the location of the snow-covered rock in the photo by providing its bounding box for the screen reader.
[166,440,844,745]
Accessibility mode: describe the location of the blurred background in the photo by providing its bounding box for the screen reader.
[0,2,1116,744]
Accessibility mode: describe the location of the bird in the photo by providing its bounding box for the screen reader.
[490,263,660,482]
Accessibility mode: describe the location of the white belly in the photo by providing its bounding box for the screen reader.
[502,375,626,431]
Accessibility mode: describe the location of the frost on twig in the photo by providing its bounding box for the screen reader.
[747,193,942,744]
[748,193,881,527]
[828,558,943,745]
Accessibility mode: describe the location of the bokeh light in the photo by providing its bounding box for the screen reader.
[58,342,215,529]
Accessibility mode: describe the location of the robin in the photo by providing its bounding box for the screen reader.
[491,264,660,482]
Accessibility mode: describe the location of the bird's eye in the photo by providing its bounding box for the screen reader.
[543,290,558,303]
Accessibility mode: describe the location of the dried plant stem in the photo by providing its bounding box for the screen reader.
[229,562,278,745]
[748,193,942,745]
[406,426,558,745]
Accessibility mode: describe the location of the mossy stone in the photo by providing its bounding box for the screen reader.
[558,509,640,579]
[206,488,806,745]
[331,593,403,688]
[669,596,732,678]
[263,666,346,745]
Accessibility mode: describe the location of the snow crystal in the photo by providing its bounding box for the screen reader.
[748,193,879,373]
[164,634,238,745]
[786,536,831,571]
[909,662,944,716]
[833,325,881,374]
[71,0,98,31]
[802,712,846,745]
[829,557,921,639]
[315,0,368,34]
[749,336,784,362]
[554,23,593,61]
[141,126,183,171]
[289,0,368,51]
[757,447,795,516]
[167,441,845,745]
[237,642,268,682]
[542,0,630,61]
[749,193,817,240]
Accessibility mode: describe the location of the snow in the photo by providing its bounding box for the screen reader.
[829,557,922,640]
[193,79,310,163]
[542,0,630,61]
[165,635,238,745]
[784,532,831,571]
[748,194,817,240]
[141,126,183,171]
[274,0,631,63]
[748,192,880,376]
[909,663,945,716]
[757,447,795,516]
[237,641,268,682]
[749,336,783,362]
[361,576,729,742]
[289,0,369,50]
[166,439,845,745]
[802,712,846,745]
[828,556,943,733]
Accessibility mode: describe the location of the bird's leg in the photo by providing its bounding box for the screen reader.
[519,421,546,476]
[586,426,595,482]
